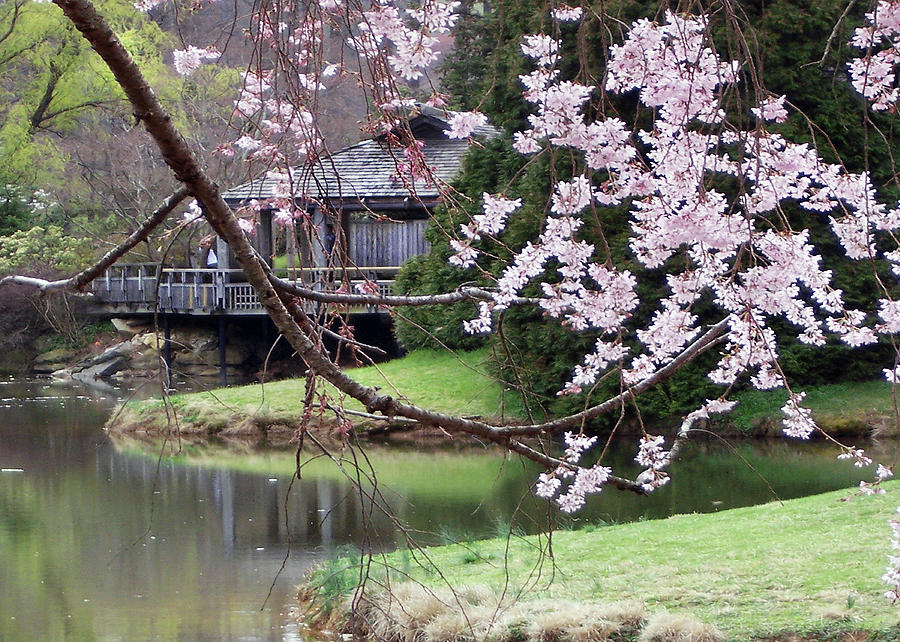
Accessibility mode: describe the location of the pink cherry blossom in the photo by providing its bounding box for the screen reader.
[781,392,817,439]
[236,218,256,236]
[449,239,478,268]
[521,34,559,67]
[551,176,593,215]
[849,1,900,111]
[172,46,219,76]
[751,95,789,123]
[446,111,488,139]
[552,4,583,22]
[134,0,165,11]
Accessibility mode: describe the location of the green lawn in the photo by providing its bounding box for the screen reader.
[310,484,900,641]
[114,348,527,433]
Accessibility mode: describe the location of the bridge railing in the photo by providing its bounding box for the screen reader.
[91,264,399,315]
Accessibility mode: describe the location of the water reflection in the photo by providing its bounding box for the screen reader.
[0,377,892,640]
[0,379,309,640]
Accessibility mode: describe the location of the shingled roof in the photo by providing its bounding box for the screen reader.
[221,105,500,206]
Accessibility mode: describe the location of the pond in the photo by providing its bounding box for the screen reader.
[0,377,891,640]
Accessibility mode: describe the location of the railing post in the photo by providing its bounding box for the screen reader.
[163,270,173,310]
[215,271,225,310]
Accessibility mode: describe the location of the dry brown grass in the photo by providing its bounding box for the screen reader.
[332,581,727,642]
[637,612,725,642]
[522,600,620,641]
[356,583,505,641]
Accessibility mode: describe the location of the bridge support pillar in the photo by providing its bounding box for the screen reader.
[218,316,227,387]
[163,314,172,387]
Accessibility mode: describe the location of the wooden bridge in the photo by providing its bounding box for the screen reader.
[90,263,398,317]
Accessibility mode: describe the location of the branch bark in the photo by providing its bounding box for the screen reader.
[29,61,62,133]
[269,272,539,307]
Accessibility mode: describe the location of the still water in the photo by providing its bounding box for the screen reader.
[0,377,893,640]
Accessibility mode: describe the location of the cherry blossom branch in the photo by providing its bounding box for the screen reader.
[11,3,728,496]
[49,0,900,515]
[499,318,730,437]
[0,186,189,293]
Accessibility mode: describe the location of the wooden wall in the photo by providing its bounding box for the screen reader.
[347,219,430,267]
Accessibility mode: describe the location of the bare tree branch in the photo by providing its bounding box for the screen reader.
[0,0,23,48]
[269,272,539,307]
[317,323,388,356]
[801,0,858,69]
[35,98,121,127]
[1,186,189,292]
[0,2,39,74]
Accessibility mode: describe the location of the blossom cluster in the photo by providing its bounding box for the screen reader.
[352,1,460,82]
[535,432,611,513]
[172,46,219,76]
[849,0,900,111]
[205,0,476,232]
[634,435,671,492]
[456,8,900,414]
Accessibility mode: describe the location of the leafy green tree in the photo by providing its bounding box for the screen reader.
[0,0,243,272]
[0,185,39,236]
[0,225,94,274]
[0,0,172,187]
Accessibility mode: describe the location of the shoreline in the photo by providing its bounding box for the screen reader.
[105,392,896,443]
[98,349,900,443]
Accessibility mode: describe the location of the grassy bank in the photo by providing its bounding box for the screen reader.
[304,484,900,641]
[109,348,525,435]
[728,380,899,437]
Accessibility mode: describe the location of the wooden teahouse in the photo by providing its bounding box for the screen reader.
[219,104,500,279]
[91,105,498,316]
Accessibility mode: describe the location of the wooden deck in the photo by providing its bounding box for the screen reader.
[90,264,398,316]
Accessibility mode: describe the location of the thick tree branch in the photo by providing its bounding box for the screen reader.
[1,186,188,293]
[499,318,730,436]
[29,61,62,133]
[49,0,403,437]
